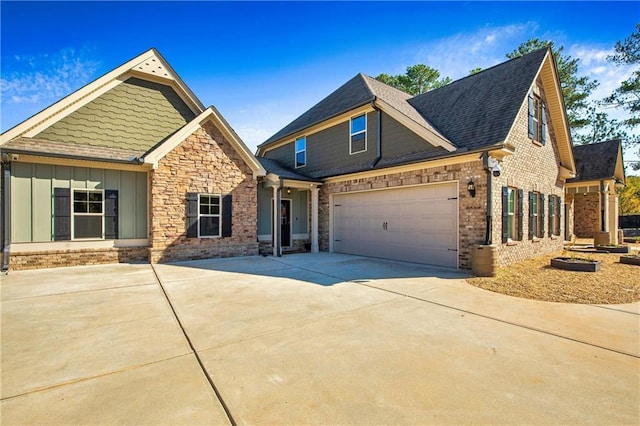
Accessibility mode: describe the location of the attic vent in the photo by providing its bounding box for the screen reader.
[135,57,171,79]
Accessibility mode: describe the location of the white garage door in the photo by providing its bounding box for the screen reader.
[332,182,458,268]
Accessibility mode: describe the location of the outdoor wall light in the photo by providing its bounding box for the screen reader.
[287,187,291,195]
[467,180,476,198]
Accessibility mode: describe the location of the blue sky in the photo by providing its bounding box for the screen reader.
[1,1,638,161]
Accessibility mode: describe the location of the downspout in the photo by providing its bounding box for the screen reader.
[1,155,10,272]
[370,98,382,169]
[482,152,493,245]
[276,178,283,257]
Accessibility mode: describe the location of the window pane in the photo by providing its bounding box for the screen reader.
[88,192,103,202]
[351,133,366,153]
[74,201,87,213]
[74,191,87,202]
[295,136,306,152]
[88,202,102,214]
[200,204,209,215]
[74,216,102,239]
[296,151,306,167]
[507,189,515,214]
[200,216,220,237]
[351,115,366,134]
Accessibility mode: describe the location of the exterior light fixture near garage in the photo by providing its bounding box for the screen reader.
[467,180,476,198]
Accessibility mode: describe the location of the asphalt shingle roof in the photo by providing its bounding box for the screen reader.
[1,137,143,163]
[257,157,319,182]
[408,48,548,150]
[568,139,622,182]
[259,48,551,179]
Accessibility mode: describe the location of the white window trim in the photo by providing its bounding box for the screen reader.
[71,188,105,241]
[198,193,221,238]
[349,113,367,155]
[295,136,306,168]
[531,192,539,238]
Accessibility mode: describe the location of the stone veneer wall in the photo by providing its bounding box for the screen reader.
[318,160,486,269]
[572,193,600,238]
[148,122,259,263]
[9,247,148,271]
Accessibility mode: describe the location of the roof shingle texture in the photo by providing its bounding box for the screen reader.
[408,48,548,150]
[568,139,622,182]
[1,137,142,162]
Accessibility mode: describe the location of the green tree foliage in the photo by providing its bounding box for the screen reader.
[469,67,483,75]
[375,64,451,96]
[573,105,629,145]
[618,176,640,215]
[605,23,640,128]
[507,39,599,134]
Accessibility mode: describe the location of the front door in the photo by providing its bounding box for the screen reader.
[281,199,291,247]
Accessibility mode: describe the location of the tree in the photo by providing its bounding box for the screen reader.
[375,64,451,96]
[605,24,640,128]
[469,67,483,75]
[507,39,599,135]
[618,176,640,215]
[572,104,629,145]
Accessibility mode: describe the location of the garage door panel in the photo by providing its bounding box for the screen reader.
[333,183,458,268]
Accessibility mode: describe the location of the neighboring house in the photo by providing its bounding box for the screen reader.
[1,49,265,270]
[256,48,576,269]
[565,139,625,244]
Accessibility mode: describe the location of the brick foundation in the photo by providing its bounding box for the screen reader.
[9,247,148,271]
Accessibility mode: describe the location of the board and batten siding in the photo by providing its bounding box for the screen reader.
[11,162,147,242]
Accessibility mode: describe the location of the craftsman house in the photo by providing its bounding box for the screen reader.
[256,48,576,270]
[0,49,265,270]
[565,139,625,245]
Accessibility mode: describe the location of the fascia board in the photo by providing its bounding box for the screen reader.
[144,107,266,178]
[1,48,205,143]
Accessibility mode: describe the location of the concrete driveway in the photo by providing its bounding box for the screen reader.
[1,253,638,425]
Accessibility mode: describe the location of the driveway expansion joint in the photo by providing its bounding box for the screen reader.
[150,264,237,426]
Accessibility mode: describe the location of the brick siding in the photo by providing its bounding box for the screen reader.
[572,193,600,238]
[9,247,148,271]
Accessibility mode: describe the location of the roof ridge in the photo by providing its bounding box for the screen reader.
[359,73,377,98]
[411,47,549,101]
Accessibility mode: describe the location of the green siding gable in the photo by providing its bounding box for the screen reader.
[36,77,196,153]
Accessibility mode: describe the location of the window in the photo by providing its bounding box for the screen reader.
[350,114,367,154]
[529,192,545,239]
[295,136,306,168]
[199,194,221,237]
[548,195,561,236]
[528,93,547,144]
[72,189,104,239]
[502,186,523,243]
[186,193,232,239]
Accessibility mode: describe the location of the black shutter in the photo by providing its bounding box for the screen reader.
[548,195,554,237]
[557,196,562,236]
[105,190,118,239]
[222,194,232,238]
[501,186,509,243]
[539,193,545,238]
[528,192,534,240]
[517,189,524,241]
[53,188,71,241]
[528,94,535,139]
[186,193,198,238]
[541,102,547,145]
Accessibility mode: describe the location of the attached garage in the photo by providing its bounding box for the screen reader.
[332,182,458,268]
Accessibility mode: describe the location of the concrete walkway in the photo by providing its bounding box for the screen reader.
[2,253,638,424]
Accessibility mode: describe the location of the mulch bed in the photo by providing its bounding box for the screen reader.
[466,246,640,305]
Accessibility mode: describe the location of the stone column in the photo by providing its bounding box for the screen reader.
[609,189,619,245]
[311,187,319,253]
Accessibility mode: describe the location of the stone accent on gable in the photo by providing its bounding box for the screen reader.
[148,121,258,263]
[318,159,486,269]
